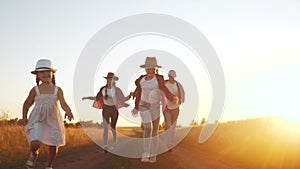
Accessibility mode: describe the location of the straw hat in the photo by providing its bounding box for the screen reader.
[104,72,119,81]
[140,57,162,68]
[31,59,57,74]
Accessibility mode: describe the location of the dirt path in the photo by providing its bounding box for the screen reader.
[54,135,244,169]
[47,142,245,169]
[30,128,246,169]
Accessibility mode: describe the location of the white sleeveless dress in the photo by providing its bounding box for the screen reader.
[25,86,65,146]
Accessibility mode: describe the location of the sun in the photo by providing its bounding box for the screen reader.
[282,114,300,126]
[270,115,300,140]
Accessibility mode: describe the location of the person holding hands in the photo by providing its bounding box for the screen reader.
[131,57,179,162]
[82,72,131,153]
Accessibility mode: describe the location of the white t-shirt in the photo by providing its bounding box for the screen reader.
[140,76,160,103]
[102,87,117,106]
[166,81,180,109]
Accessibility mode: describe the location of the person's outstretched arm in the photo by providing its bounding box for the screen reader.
[82,96,96,101]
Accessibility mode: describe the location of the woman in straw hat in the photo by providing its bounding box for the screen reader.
[82,72,131,153]
[18,59,74,169]
[131,57,179,162]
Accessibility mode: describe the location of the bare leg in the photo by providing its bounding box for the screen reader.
[26,140,40,168]
[170,108,179,148]
[30,140,41,157]
[151,116,160,156]
[46,146,58,168]
[167,108,179,149]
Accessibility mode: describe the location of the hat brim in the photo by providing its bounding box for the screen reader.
[140,65,162,68]
[31,68,57,74]
[104,76,119,81]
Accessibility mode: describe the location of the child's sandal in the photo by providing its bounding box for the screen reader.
[26,160,34,169]
[26,153,38,169]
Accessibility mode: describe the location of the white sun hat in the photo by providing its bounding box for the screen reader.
[31,59,57,74]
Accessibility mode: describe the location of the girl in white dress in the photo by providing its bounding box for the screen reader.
[18,59,74,169]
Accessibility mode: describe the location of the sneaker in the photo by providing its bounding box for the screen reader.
[26,163,34,169]
[103,145,109,153]
[141,152,150,162]
[149,156,156,163]
[113,140,117,146]
[110,141,117,149]
[26,152,38,169]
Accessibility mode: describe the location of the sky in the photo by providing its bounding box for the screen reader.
[1,0,300,126]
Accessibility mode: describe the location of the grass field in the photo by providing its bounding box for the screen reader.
[1,117,300,169]
[187,117,300,169]
[0,124,94,169]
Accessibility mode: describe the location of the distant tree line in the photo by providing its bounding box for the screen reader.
[0,111,104,128]
[0,118,104,128]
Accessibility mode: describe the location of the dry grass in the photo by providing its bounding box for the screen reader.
[185,117,300,169]
[1,117,300,169]
[0,125,94,169]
